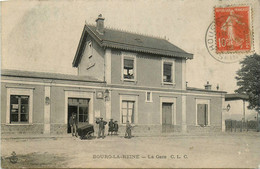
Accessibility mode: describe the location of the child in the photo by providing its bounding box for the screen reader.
[108,119,114,135]
[125,121,132,139]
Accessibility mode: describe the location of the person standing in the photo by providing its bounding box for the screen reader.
[114,121,119,135]
[69,113,78,137]
[96,117,107,139]
[108,119,114,135]
[125,120,132,139]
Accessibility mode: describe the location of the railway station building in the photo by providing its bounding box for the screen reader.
[1,15,226,135]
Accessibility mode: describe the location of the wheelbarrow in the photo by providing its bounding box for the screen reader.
[77,124,94,140]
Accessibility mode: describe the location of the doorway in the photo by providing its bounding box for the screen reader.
[67,98,89,133]
[162,103,173,132]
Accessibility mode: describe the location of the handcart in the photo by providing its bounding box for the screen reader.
[77,124,94,140]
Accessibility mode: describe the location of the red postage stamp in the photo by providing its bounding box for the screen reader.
[215,6,251,53]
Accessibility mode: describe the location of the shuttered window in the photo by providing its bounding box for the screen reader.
[197,104,208,126]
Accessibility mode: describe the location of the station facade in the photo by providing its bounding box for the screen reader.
[1,15,226,135]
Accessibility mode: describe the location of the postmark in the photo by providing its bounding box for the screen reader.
[205,5,254,63]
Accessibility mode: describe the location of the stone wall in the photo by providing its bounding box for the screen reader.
[50,124,67,134]
[187,125,222,133]
[1,124,44,134]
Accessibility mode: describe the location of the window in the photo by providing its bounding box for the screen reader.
[65,90,94,125]
[6,87,33,124]
[146,91,153,102]
[79,106,88,122]
[163,63,172,82]
[162,59,175,84]
[121,52,136,81]
[121,101,135,124]
[124,58,134,79]
[10,95,29,123]
[197,104,208,126]
[68,98,89,123]
[196,99,210,127]
[87,41,93,58]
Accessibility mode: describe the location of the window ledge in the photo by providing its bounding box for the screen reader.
[195,125,211,127]
[120,124,136,126]
[5,123,33,126]
[162,82,176,86]
[123,79,137,83]
[145,100,153,103]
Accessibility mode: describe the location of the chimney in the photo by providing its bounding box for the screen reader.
[204,81,212,90]
[216,84,219,90]
[96,14,105,34]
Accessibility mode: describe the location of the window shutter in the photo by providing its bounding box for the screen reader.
[197,104,205,126]
[124,59,134,69]
[205,104,208,125]
[147,92,150,101]
[163,64,172,76]
[131,105,134,123]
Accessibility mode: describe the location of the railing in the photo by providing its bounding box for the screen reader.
[225,119,258,132]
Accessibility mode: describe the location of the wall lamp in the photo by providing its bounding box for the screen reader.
[223,104,231,112]
[104,89,110,101]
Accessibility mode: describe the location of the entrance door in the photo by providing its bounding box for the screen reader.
[67,98,89,133]
[162,103,173,132]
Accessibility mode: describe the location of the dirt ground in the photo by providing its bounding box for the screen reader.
[1,132,260,168]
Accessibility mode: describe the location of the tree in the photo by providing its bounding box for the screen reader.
[235,53,260,111]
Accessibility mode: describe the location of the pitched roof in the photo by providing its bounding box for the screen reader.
[73,24,193,67]
[1,69,103,83]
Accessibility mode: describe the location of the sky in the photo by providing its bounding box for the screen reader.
[1,0,260,93]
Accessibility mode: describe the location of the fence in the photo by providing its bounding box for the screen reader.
[225,120,258,132]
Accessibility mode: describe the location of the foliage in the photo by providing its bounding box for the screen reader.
[235,53,260,111]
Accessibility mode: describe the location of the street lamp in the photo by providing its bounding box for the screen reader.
[104,89,110,101]
[222,103,231,132]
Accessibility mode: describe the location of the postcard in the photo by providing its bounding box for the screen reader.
[1,0,260,168]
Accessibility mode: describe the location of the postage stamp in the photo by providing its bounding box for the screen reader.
[215,6,251,53]
[205,5,254,63]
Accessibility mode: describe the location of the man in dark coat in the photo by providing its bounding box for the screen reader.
[96,117,107,139]
[113,121,119,135]
[108,119,114,135]
[69,113,78,137]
